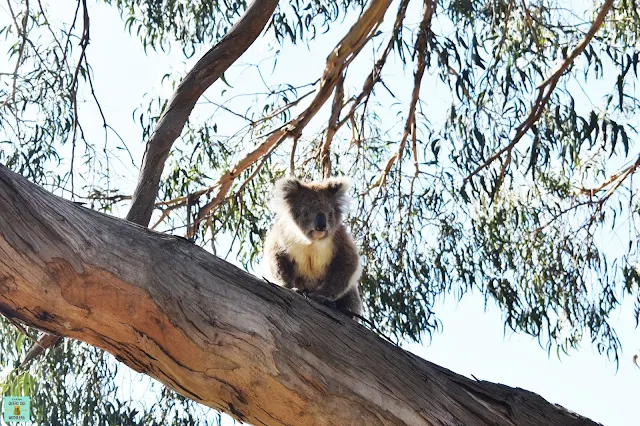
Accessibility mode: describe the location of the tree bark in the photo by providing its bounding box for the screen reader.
[126,0,280,227]
[0,165,600,426]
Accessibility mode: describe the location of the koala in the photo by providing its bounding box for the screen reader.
[262,176,363,317]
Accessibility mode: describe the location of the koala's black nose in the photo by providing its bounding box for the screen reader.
[314,213,327,231]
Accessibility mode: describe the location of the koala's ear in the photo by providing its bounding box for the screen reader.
[324,177,350,196]
[270,177,302,216]
[274,176,302,198]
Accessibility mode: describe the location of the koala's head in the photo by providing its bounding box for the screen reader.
[271,176,351,241]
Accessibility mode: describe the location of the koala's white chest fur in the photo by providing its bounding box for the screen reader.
[288,238,334,284]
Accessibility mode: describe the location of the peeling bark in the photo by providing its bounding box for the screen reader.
[0,165,600,426]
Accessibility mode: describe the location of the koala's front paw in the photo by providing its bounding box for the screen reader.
[291,287,308,296]
[307,293,338,310]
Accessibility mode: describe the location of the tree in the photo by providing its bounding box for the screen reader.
[0,164,601,426]
[0,0,638,423]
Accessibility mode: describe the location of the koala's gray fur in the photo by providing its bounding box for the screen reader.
[262,176,363,317]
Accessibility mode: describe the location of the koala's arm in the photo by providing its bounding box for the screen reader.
[310,232,360,301]
[272,250,298,289]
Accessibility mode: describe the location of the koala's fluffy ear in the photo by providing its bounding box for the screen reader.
[324,176,350,195]
[323,177,351,213]
[270,176,302,215]
[274,176,302,198]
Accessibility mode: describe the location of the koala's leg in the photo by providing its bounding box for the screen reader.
[274,252,297,289]
[334,286,363,318]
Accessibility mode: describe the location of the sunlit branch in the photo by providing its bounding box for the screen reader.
[533,153,640,235]
[577,152,640,196]
[589,153,640,218]
[187,127,288,237]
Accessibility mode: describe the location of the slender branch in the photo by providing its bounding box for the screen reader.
[593,154,640,211]
[68,0,90,199]
[577,152,640,196]
[335,0,412,132]
[366,0,435,193]
[187,128,288,237]
[533,154,640,235]
[321,72,345,179]
[125,0,281,227]
[140,93,316,212]
[289,136,298,175]
[463,0,615,186]
[532,200,592,235]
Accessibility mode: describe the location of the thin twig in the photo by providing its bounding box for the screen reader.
[290,136,298,176]
[2,0,29,110]
[578,152,640,195]
[69,0,91,199]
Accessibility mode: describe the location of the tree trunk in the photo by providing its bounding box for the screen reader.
[0,165,600,426]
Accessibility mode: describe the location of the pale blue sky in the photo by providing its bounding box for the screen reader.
[4,0,640,425]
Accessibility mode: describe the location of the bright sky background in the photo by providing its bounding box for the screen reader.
[3,0,640,425]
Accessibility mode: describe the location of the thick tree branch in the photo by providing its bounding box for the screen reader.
[16,0,281,367]
[125,0,280,227]
[463,0,615,186]
[0,164,601,426]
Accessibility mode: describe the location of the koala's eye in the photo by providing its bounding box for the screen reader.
[302,210,309,218]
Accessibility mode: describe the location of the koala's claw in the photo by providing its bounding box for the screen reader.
[291,289,337,309]
[308,293,338,309]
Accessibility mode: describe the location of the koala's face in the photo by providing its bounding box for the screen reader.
[272,177,350,241]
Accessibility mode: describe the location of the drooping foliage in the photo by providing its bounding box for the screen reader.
[2,0,640,423]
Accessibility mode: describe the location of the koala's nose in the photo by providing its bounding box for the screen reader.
[314,213,327,231]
